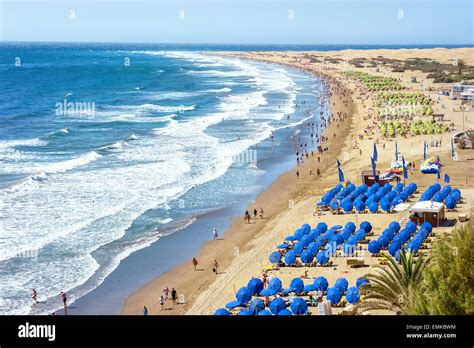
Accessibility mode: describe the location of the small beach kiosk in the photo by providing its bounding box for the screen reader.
[361,170,392,186]
[408,201,445,227]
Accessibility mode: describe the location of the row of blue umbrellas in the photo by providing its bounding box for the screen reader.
[318,182,417,213]
[419,183,461,209]
[216,276,370,315]
[271,221,372,266]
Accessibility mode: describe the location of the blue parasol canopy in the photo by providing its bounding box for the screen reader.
[236,287,252,304]
[300,250,314,264]
[285,236,296,242]
[354,229,366,242]
[313,276,329,291]
[290,298,308,315]
[345,286,360,304]
[343,243,355,255]
[257,309,272,316]
[269,297,286,315]
[326,287,342,304]
[237,309,254,316]
[316,222,328,233]
[307,242,319,255]
[285,251,296,265]
[269,251,282,264]
[277,309,293,316]
[368,240,381,254]
[247,278,264,295]
[214,308,230,316]
[249,298,265,314]
[316,251,329,265]
[368,202,378,213]
[290,278,305,293]
[293,242,305,255]
[389,221,401,233]
[304,284,316,292]
[360,221,372,233]
[225,300,242,309]
[334,278,349,293]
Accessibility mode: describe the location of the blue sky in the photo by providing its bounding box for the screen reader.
[1,0,472,44]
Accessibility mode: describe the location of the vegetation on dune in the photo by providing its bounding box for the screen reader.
[376,92,432,107]
[342,71,404,91]
[359,218,474,315]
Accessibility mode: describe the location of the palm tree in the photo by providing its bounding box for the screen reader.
[357,250,427,314]
[456,59,466,78]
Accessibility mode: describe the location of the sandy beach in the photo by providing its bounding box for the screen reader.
[123,47,474,315]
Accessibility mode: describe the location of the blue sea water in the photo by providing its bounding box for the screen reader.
[0,43,331,314]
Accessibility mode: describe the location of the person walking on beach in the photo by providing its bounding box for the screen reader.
[253,208,258,222]
[163,286,169,300]
[143,306,148,316]
[159,296,165,310]
[244,210,251,224]
[60,291,67,315]
[296,170,300,179]
[212,228,218,240]
[171,288,177,305]
[192,257,198,271]
[212,260,219,275]
[259,208,264,219]
[32,289,37,303]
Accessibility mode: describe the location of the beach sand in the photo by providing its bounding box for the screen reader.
[123,48,474,315]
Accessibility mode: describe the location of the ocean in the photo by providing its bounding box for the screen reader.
[0,42,331,314]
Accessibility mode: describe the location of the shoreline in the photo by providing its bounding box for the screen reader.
[122,59,356,315]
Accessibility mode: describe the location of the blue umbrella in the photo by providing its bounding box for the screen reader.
[237,309,254,316]
[307,242,319,255]
[247,278,264,295]
[389,221,401,233]
[300,250,314,264]
[293,242,305,255]
[290,298,308,315]
[257,309,272,316]
[317,251,329,265]
[268,278,282,291]
[331,225,343,230]
[368,240,381,254]
[356,277,369,288]
[236,287,252,304]
[326,287,342,304]
[360,221,372,233]
[290,278,304,293]
[345,286,360,304]
[334,278,349,293]
[285,236,296,242]
[368,201,378,213]
[316,222,328,233]
[268,251,282,264]
[293,229,304,240]
[225,300,242,309]
[269,297,286,315]
[304,284,316,292]
[444,174,450,184]
[285,251,296,265]
[277,309,293,316]
[214,308,230,316]
[313,276,329,291]
[249,298,265,314]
